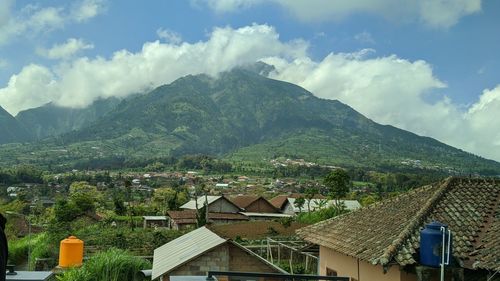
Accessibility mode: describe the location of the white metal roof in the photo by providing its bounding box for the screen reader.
[142,216,168,220]
[287,198,361,212]
[151,226,227,280]
[239,212,293,218]
[180,196,222,209]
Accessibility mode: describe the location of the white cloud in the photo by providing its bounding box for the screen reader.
[199,0,482,28]
[37,38,94,60]
[0,24,307,114]
[0,64,57,114]
[191,0,264,13]
[0,0,13,27]
[0,1,105,45]
[156,28,182,44]
[71,0,107,22]
[354,31,375,44]
[419,0,482,28]
[0,23,498,162]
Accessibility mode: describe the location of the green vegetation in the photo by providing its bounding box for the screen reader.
[0,68,497,174]
[0,105,30,144]
[324,169,350,208]
[57,248,150,281]
[295,206,349,224]
[7,233,54,269]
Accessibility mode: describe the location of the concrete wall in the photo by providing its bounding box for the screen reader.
[161,242,281,281]
[228,243,282,281]
[319,246,404,281]
[208,198,240,213]
[168,244,230,278]
[282,202,295,215]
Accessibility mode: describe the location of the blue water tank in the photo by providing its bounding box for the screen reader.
[419,221,452,267]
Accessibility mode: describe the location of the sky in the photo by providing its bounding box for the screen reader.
[0,0,499,162]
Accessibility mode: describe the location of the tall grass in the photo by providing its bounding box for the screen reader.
[57,248,151,281]
[8,233,53,268]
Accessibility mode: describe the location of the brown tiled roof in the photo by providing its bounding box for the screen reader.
[269,195,288,209]
[230,195,261,209]
[297,177,500,271]
[167,210,248,223]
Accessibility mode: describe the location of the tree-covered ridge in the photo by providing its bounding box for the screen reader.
[0,105,30,144]
[15,97,121,140]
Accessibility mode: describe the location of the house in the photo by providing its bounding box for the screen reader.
[180,196,241,213]
[296,177,500,281]
[230,195,280,213]
[143,216,168,229]
[216,183,229,188]
[152,227,286,281]
[270,193,326,211]
[167,210,248,230]
[270,194,360,215]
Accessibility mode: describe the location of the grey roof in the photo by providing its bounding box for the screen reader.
[239,212,293,218]
[180,196,222,209]
[6,271,54,281]
[151,227,227,280]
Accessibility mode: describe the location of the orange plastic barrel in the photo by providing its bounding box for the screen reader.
[58,236,84,268]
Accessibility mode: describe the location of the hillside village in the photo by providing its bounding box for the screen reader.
[0,162,498,280]
[2,1,500,280]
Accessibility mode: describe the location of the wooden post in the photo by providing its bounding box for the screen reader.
[278,243,281,265]
[305,255,309,272]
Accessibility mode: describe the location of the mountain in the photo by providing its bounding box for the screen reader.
[16,98,121,140]
[0,105,30,144]
[1,68,499,173]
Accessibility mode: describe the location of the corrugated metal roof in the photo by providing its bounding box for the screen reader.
[239,212,293,218]
[180,196,222,209]
[142,216,167,220]
[151,226,227,280]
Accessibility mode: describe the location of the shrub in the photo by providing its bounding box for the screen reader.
[57,248,151,281]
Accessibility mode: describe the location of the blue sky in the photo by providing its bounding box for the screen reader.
[0,0,499,161]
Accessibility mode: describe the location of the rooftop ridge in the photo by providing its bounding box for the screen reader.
[372,177,454,265]
[469,181,500,269]
[296,181,439,241]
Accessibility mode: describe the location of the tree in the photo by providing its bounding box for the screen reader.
[294,197,305,213]
[113,197,127,216]
[324,169,350,209]
[304,187,318,212]
[68,182,100,214]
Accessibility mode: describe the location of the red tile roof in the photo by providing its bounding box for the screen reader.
[230,195,261,209]
[297,177,500,271]
[167,210,248,224]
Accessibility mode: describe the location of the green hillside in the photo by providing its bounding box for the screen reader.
[0,68,498,174]
[16,98,121,140]
[0,105,30,144]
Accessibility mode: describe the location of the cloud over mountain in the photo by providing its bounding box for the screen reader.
[0,23,498,162]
